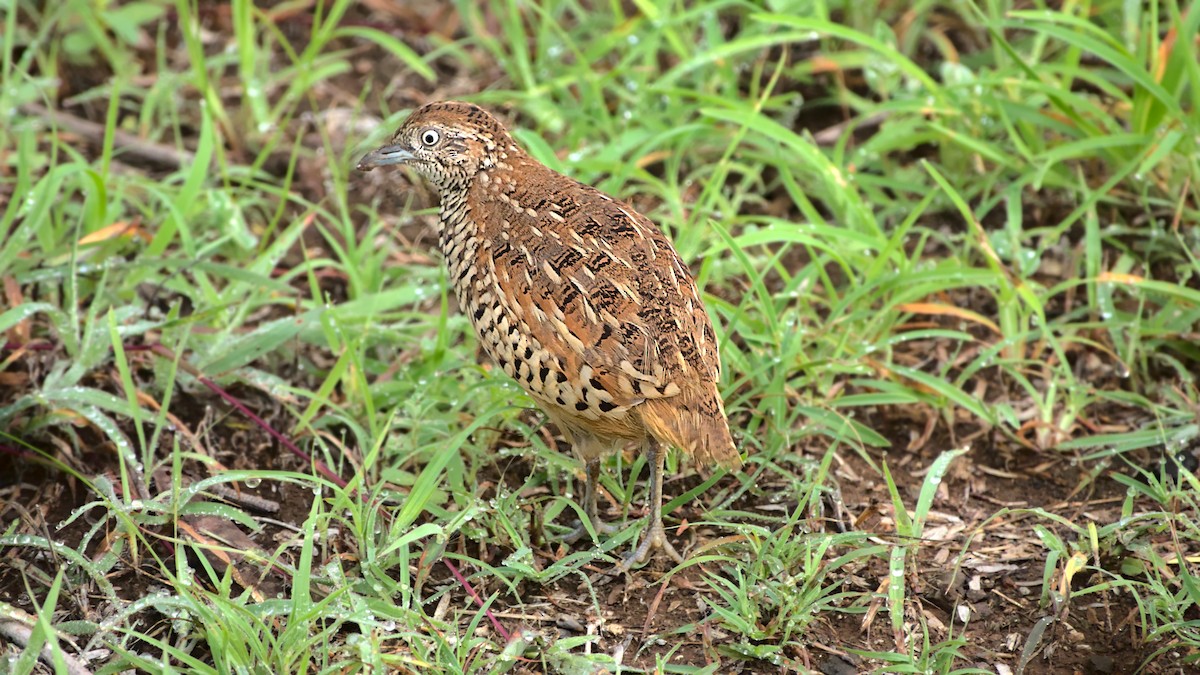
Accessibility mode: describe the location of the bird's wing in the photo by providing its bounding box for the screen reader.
[470,174,720,409]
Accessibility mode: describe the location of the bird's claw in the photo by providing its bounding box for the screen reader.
[613,520,683,573]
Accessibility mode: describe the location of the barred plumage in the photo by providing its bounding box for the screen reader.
[358,101,741,568]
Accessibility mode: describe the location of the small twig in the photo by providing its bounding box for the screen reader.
[143,343,350,490]
[811,110,890,146]
[6,339,352,490]
[641,574,673,635]
[0,605,93,675]
[207,485,282,513]
[441,558,512,643]
[1,342,54,351]
[0,443,36,460]
[19,103,197,170]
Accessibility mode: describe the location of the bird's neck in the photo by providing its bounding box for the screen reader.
[435,185,479,292]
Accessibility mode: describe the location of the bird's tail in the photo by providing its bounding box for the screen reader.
[640,383,742,470]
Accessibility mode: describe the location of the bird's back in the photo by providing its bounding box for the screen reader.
[450,155,740,469]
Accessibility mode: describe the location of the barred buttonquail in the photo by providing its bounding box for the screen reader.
[358,101,741,569]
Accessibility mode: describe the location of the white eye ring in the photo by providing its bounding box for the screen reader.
[420,129,440,146]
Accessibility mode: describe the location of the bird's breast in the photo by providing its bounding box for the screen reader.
[435,204,640,440]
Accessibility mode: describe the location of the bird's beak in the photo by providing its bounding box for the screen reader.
[356,144,415,171]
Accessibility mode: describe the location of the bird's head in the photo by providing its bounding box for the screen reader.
[357,101,517,191]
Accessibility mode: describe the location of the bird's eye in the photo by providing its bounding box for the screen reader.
[420,129,440,146]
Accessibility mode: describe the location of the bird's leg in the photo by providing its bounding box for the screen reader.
[561,457,617,543]
[615,441,683,572]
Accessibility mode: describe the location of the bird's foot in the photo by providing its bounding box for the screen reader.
[560,518,618,545]
[613,520,683,573]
